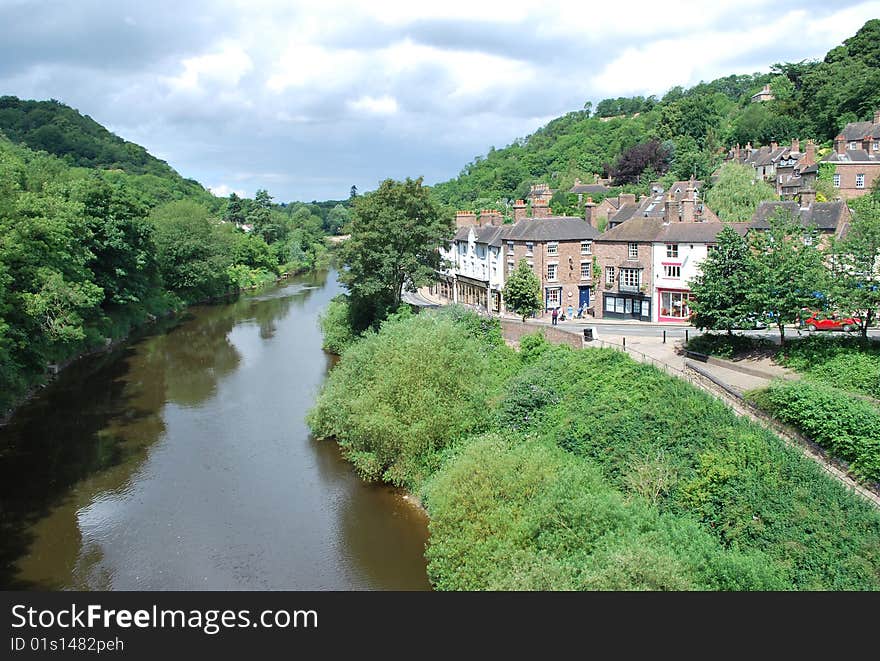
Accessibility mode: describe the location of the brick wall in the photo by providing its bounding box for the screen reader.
[834,163,880,199]
[504,238,592,315]
[500,319,583,349]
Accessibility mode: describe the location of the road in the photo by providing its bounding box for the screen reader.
[401,292,880,340]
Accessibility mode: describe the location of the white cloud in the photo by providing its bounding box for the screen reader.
[3,0,879,201]
[169,42,253,91]
[348,94,399,115]
[208,184,247,198]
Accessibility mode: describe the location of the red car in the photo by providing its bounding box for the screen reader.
[802,312,862,331]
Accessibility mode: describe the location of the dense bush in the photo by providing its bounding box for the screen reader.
[307,308,512,488]
[686,333,775,359]
[312,309,880,589]
[496,348,880,589]
[748,380,880,483]
[424,434,784,590]
[318,295,358,355]
[776,335,880,399]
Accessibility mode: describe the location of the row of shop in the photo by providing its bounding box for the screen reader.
[430,275,693,322]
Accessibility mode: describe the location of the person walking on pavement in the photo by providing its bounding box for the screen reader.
[551,307,559,326]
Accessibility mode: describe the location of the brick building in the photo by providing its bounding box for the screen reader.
[822,110,880,199]
[593,180,728,322]
[433,205,598,316]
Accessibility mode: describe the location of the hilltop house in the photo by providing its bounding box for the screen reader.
[822,110,880,199]
[751,84,774,103]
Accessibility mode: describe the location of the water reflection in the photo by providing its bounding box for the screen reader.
[0,270,429,590]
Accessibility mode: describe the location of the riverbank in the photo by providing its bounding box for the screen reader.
[2,268,430,589]
[0,265,314,426]
[309,305,880,590]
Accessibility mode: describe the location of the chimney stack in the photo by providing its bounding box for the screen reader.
[734,143,741,161]
[455,211,477,228]
[771,141,778,151]
[681,181,696,222]
[664,192,676,224]
[835,134,846,155]
[799,189,816,209]
[513,199,527,222]
[532,198,551,219]
[584,197,596,228]
[802,140,816,166]
[619,193,637,206]
[791,138,800,153]
[479,209,503,227]
[874,109,880,125]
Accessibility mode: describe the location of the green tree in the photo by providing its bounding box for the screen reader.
[149,200,234,301]
[688,226,752,333]
[248,189,286,244]
[503,259,542,321]
[339,177,451,331]
[326,203,350,234]
[828,196,880,337]
[224,192,245,225]
[705,163,778,222]
[748,209,826,344]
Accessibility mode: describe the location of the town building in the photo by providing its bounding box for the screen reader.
[748,200,851,249]
[723,139,819,202]
[593,180,728,322]
[432,205,599,316]
[822,110,880,199]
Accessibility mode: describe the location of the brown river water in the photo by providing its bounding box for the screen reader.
[0,269,430,590]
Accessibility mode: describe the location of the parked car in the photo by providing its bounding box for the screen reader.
[802,311,862,331]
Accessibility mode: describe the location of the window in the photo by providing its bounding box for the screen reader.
[620,268,641,289]
[581,241,592,255]
[507,241,514,251]
[874,142,879,152]
[833,173,841,188]
[628,243,638,259]
[546,288,561,307]
[526,242,534,256]
[547,263,558,281]
[856,173,865,189]
[507,260,514,273]
[666,244,678,258]
[849,142,858,150]
[580,261,591,280]
[664,264,681,279]
[459,243,467,255]
[660,291,692,319]
[547,242,558,256]
[605,266,615,285]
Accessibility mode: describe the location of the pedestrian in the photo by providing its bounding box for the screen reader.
[567,304,574,321]
[551,307,558,326]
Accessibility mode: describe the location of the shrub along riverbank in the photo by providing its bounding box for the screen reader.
[309,307,880,590]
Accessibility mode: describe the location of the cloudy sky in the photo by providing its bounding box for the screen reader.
[2,0,879,201]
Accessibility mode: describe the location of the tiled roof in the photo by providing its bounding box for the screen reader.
[840,121,880,141]
[655,222,728,243]
[504,216,599,242]
[570,183,610,194]
[597,216,665,242]
[749,201,848,231]
[823,149,880,163]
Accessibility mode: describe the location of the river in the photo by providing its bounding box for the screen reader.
[0,269,431,590]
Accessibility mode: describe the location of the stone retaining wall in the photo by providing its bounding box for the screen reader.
[500,319,583,350]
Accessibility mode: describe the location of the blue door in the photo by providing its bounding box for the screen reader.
[578,286,590,308]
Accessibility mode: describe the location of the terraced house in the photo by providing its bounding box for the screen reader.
[593,180,729,322]
[822,110,880,199]
[433,201,599,316]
